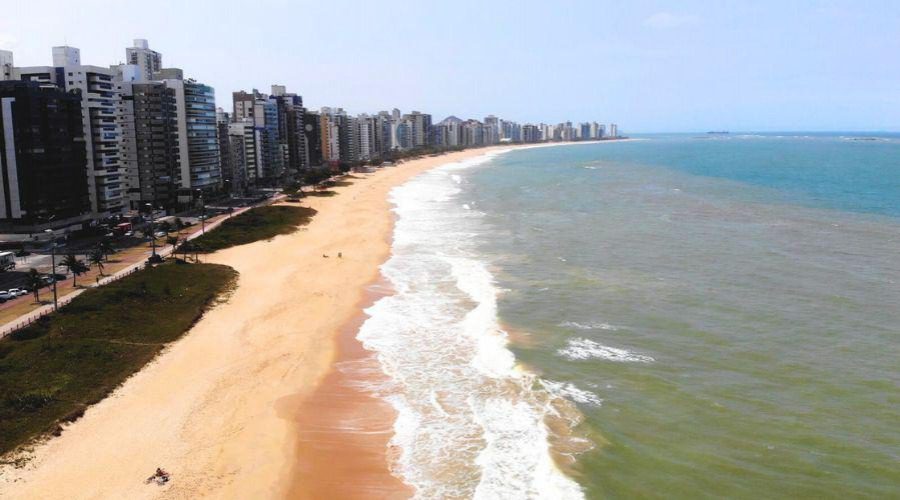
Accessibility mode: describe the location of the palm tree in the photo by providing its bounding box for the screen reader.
[89,249,105,275]
[26,268,43,303]
[178,240,194,262]
[98,239,114,261]
[61,254,89,287]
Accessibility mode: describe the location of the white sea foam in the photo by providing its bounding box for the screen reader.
[559,321,620,331]
[541,380,603,407]
[358,150,584,499]
[559,338,655,363]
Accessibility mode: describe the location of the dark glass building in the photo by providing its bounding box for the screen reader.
[302,111,323,167]
[0,81,91,231]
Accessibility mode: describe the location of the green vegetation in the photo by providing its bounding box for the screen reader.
[0,261,237,456]
[186,205,317,253]
[60,254,89,287]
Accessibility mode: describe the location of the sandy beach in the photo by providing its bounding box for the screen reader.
[0,146,509,499]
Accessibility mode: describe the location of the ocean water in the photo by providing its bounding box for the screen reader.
[359,134,900,498]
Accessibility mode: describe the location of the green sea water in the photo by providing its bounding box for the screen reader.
[460,135,900,498]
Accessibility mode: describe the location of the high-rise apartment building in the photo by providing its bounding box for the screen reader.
[373,111,392,156]
[0,81,92,231]
[228,119,257,187]
[118,80,180,208]
[0,50,12,80]
[319,107,346,163]
[522,124,541,143]
[270,85,308,175]
[403,111,432,147]
[216,108,236,194]
[232,88,291,183]
[17,46,127,216]
[302,111,323,167]
[357,114,374,160]
[126,39,162,81]
[338,114,359,163]
[580,122,591,140]
[160,77,221,195]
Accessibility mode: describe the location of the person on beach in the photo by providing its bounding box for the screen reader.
[338,252,342,258]
[146,467,170,485]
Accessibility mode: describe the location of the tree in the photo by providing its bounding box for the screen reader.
[61,254,89,287]
[177,240,194,262]
[158,221,172,234]
[166,235,180,258]
[88,249,105,275]
[98,239,114,261]
[26,268,43,303]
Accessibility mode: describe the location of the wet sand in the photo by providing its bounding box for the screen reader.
[0,147,508,499]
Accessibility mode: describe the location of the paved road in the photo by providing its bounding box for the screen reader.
[0,195,277,338]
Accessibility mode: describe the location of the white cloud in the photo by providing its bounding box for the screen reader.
[644,12,700,29]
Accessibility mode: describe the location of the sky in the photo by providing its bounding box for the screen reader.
[2,0,899,132]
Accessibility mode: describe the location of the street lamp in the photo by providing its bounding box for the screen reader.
[43,229,58,311]
[196,189,206,234]
[145,203,157,258]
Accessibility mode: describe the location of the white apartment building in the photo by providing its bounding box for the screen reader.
[357,114,373,160]
[126,39,162,81]
[0,50,12,80]
[17,46,126,216]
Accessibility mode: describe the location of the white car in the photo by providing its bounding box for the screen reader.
[7,288,27,297]
[0,291,13,301]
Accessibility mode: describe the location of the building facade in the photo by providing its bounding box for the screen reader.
[119,81,180,208]
[126,39,162,81]
[17,46,127,217]
[0,81,92,231]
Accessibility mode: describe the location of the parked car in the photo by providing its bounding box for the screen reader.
[7,288,27,297]
[0,290,13,301]
[124,231,134,237]
[155,231,167,238]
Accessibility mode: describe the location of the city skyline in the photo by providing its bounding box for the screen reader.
[0,37,615,234]
[3,0,899,132]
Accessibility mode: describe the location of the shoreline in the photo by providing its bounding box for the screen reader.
[292,139,632,495]
[0,139,630,498]
[0,146,514,499]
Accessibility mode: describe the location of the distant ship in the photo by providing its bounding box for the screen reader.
[706,131,730,134]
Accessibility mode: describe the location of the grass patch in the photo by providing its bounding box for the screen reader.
[188,205,316,253]
[0,261,237,456]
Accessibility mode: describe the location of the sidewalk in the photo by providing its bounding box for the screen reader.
[0,200,266,339]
